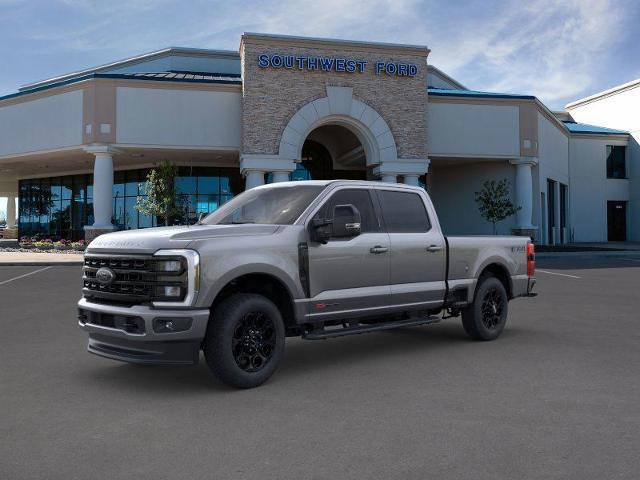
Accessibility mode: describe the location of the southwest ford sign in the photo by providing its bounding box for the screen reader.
[257,54,418,77]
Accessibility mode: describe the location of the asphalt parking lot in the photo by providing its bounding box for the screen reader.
[1,256,639,479]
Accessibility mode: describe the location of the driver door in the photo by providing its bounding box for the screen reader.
[306,187,391,321]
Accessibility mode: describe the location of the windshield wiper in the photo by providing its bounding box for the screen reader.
[229,220,256,224]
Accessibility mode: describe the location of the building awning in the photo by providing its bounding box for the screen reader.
[562,121,628,135]
[427,87,535,100]
[0,71,242,103]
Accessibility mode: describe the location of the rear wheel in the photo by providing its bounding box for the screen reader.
[203,293,285,388]
[461,276,508,341]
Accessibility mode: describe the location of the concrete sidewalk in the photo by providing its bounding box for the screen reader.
[0,251,84,266]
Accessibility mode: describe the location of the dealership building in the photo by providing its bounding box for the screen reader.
[0,33,637,243]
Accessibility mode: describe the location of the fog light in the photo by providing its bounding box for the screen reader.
[163,286,182,297]
[158,260,182,272]
[153,317,193,333]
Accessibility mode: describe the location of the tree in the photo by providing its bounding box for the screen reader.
[135,161,183,226]
[474,179,520,235]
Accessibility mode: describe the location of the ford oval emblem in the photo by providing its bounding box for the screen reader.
[95,267,116,285]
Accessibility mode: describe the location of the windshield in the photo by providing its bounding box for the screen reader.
[202,185,326,225]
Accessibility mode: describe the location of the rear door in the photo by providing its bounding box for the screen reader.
[376,189,446,308]
[306,187,391,320]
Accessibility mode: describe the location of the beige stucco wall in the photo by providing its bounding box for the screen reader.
[427,101,520,157]
[116,86,242,148]
[0,90,83,157]
[240,36,428,160]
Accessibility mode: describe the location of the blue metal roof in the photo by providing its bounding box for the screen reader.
[562,121,628,135]
[0,71,242,102]
[428,87,535,100]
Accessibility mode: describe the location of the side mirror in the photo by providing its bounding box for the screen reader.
[331,204,361,238]
[197,212,208,224]
[310,217,332,244]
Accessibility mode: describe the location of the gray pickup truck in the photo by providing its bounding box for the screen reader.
[78,180,536,388]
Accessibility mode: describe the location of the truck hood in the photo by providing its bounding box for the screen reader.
[87,224,280,255]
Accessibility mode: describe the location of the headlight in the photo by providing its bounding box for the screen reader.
[158,260,183,273]
[152,250,200,307]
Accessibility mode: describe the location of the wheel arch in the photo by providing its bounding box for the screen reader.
[476,262,513,299]
[206,270,299,334]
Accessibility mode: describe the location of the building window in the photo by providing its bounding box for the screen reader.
[18,166,242,240]
[560,183,568,243]
[606,145,626,179]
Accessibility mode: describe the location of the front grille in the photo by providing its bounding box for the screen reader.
[83,254,187,305]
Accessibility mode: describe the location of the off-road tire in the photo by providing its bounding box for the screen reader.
[461,276,509,341]
[203,293,285,388]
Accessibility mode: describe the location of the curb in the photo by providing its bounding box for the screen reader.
[537,251,640,258]
[0,261,84,266]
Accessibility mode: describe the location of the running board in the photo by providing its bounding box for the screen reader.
[302,316,441,340]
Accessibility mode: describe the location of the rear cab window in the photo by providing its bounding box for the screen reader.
[377,190,431,233]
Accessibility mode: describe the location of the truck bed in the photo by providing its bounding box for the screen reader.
[446,235,531,301]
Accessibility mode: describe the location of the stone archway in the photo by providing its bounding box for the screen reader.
[278,86,398,168]
[240,85,430,188]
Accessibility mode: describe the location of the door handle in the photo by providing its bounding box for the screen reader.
[426,245,443,253]
[370,246,389,254]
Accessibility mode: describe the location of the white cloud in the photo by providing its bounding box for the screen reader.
[3,0,635,108]
[426,0,631,107]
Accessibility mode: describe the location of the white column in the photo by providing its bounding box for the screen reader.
[271,171,290,183]
[84,145,116,231]
[240,154,295,191]
[510,158,537,229]
[381,174,397,183]
[374,158,429,186]
[244,170,265,190]
[6,195,16,228]
[402,174,420,186]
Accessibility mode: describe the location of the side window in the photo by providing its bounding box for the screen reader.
[606,145,626,179]
[378,190,431,233]
[314,189,380,233]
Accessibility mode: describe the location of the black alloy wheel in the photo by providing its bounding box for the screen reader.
[480,287,505,330]
[204,293,285,388]
[232,312,276,372]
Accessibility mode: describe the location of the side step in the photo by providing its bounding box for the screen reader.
[302,315,441,340]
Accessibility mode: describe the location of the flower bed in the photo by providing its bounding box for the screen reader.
[19,237,86,252]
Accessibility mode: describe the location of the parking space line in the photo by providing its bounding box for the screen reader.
[0,266,52,286]
[536,269,581,279]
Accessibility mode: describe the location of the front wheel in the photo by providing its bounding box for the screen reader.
[203,293,285,388]
[461,276,508,341]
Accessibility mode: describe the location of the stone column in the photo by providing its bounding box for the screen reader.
[84,145,117,242]
[244,170,265,190]
[509,158,538,240]
[6,195,16,229]
[402,174,420,186]
[271,171,291,183]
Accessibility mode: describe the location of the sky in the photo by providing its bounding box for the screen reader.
[1,0,639,108]
[1,0,639,215]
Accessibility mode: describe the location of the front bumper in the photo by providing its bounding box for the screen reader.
[77,298,210,365]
